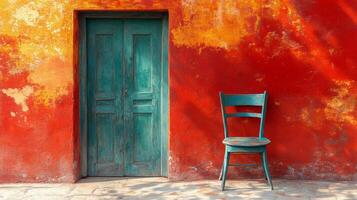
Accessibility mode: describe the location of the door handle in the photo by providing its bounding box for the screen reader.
[124,89,128,97]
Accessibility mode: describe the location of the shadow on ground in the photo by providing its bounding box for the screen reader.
[0,177,356,199]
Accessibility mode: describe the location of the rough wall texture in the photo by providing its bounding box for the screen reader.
[0,0,356,182]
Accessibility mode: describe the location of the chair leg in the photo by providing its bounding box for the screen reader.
[219,162,223,180]
[261,151,273,190]
[221,150,230,191]
[260,154,268,181]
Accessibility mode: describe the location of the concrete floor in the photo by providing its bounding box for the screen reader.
[0,177,356,200]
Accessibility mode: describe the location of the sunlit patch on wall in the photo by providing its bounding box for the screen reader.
[324,80,357,126]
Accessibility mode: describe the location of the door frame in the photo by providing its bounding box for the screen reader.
[78,11,169,177]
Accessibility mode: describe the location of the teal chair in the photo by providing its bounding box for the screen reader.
[219,91,273,191]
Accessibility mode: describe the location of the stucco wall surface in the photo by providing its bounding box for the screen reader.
[0,0,356,182]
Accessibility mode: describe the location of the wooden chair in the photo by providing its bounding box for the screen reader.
[219,91,273,191]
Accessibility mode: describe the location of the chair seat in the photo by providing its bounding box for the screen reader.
[223,137,271,147]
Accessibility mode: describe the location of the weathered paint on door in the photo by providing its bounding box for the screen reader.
[87,18,163,176]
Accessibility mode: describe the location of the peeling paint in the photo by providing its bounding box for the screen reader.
[2,86,33,112]
[0,0,72,105]
[172,0,304,49]
[13,3,39,26]
[255,74,265,82]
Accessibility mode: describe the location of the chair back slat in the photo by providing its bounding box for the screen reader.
[219,91,268,139]
[225,112,262,118]
[221,94,265,106]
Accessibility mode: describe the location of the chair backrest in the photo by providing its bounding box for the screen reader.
[219,91,268,138]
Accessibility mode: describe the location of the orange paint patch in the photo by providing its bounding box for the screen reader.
[28,58,72,106]
[0,0,73,74]
[172,0,304,49]
[172,0,261,49]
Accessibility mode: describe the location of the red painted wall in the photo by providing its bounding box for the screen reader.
[0,0,356,182]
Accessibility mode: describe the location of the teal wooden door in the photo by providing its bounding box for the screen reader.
[87,18,163,176]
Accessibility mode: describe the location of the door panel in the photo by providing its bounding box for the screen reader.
[124,19,162,176]
[95,35,115,95]
[96,114,115,163]
[134,35,152,91]
[87,19,124,176]
[133,113,153,163]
